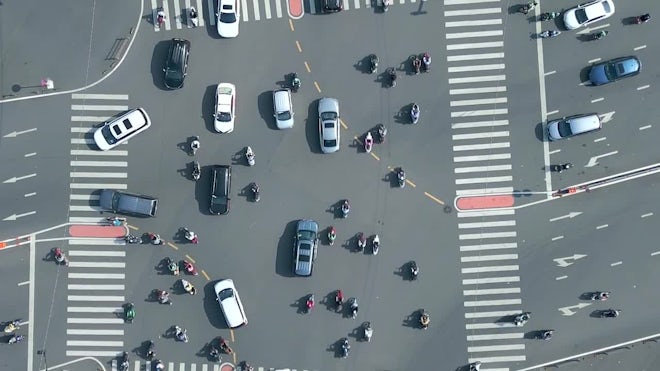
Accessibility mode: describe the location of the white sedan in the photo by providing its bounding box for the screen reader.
[93,108,151,151]
[563,0,615,30]
[214,83,236,133]
[216,0,239,38]
[214,279,248,328]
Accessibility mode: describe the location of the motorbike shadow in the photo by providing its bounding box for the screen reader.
[401,310,421,329]
[292,295,312,315]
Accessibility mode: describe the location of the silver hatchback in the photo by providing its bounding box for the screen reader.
[547,113,602,141]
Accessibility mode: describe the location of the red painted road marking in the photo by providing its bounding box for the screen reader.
[220,363,235,371]
[287,0,304,19]
[456,195,515,211]
[68,225,128,238]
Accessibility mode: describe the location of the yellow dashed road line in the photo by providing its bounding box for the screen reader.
[185,254,196,263]
[128,225,138,230]
[314,81,322,93]
[370,152,380,161]
[201,270,210,281]
[339,118,348,129]
[167,242,178,251]
[406,179,417,188]
[295,40,302,53]
[289,19,294,32]
[424,192,445,205]
[304,61,311,73]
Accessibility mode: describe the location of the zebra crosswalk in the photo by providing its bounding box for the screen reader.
[109,360,315,371]
[150,0,421,32]
[66,93,130,357]
[443,0,525,369]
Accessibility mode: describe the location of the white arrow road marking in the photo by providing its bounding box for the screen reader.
[585,151,618,167]
[549,212,582,222]
[599,111,615,123]
[3,173,37,183]
[554,254,587,267]
[3,128,37,138]
[3,211,36,221]
[558,302,592,316]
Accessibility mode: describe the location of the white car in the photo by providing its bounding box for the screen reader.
[214,279,248,328]
[563,0,615,30]
[216,0,239,38]
[93,108,151,151]
[318,98,340,153]
[273,89,294,129]
[214,83,236,133]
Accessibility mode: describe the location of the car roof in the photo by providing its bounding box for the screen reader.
[214,279,246,327]
[567,113,601,133]
[109,109,149,137]
[273,89,292,111]
[216,83,234,108]
[297,219,318,233]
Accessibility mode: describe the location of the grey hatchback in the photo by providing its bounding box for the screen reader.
[99,190,158,217]
[547,113,602,141]
[293,219,319,276]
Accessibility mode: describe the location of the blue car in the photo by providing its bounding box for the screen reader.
[589,56,641,86]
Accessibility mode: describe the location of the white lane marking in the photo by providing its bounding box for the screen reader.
[465,310,520,318]
[241,0,249,22]
[66,350,124,357]
[448,64,506,73]
[445,8,501,16]
[66,340,124,346]
[459,232,517,240]
[591,97,604,103]
[207,0,216,25]
[70,127,94,133]
[547,109,559,115]
[641,213,654,218]
[449,75,505,84]
[70,149,127,156]
[69,239,124,246]
[552,236,564,241]
[3,173,37,183]
[67,284,126,290]
[68,262,126,268]
[464,299,522,307]
[446,19,502,27]
[70,161,128,167]
[24,152,37,157]
[451,97,508,106]
[70,105,128,111]
[67,318,125,324]
[447,52,504,61]
[463,287,521,295]
[454,154,511,162]
[456,187,513,196]
[69,205,104,212]
[651,251,660,256]
[585,151,618,167]
[446,30,503,39]
[452,131,509,140]
[308,0,316,13]
[468,344,525,352]
[596,224,608,230]
[463,276,520,285]
[194,0,205,26]
[173,0,182,29]
[549,149,561,155]
[24,192,37,198]
[71,138,94,145]
[275,0,282,17]
[594,137,607,142]
[456,176,512,185]
[70,172,127,178]
[455,164,512,173]
[26,234,35,371]
[263,0,272,18]
[68,273,125,279]
[459,220,516,228]
[68,217,114,223]
[458,210,515,218]
[447,41,504,50]
[450,86,507,95]
[453,142,510,151]
[71,94,129,100]
[252,0,261,21]
[70,183,128,189]
[461,265,519,274]
[637,85,650,91]
[469,355,526,363]
[461,254,519,262]
[70,194,100,200]
[549,212,582,222]
[588,58,601,64]
[445,0,500,4]
[611,261,622,266]
[467,333,523,341]
[18,280,30,286]
[556,275,568,280]
[544,70,556,76]
[467,322,519,329]
[451,109,508,117]
[68,250,125,257]
[67,295,125,301]
[71,115,112,122]
[67,329,124,335]
[459,243,517,251]
[634,45,646,51]
[639,125,652,130]
[67,307,122,313]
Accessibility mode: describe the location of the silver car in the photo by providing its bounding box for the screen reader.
[318,98,340,153]
[547,113,602,141]
[273,89,294,129]
[293,219,318,276]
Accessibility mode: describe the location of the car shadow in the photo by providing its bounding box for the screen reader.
[257,90,278,130]
[275,220,297,277]
[201,85,216,133]
[579,66,592,85]
[150,41,172,90]
[202,281,229,329]
[534,122,545,142]
[304,100,322,153]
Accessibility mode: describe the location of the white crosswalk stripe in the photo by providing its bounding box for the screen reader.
[444,0,526,368]
[108,360,318,371]
[67,93,130,358]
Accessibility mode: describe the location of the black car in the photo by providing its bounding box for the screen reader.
[322,0,343,12]
[163,38,190,89]
[99,189,158,217]
[210,165,231,215]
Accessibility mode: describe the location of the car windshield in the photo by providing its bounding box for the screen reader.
[321,111,337,121]
[556,120,574,137]
[216,112,232,122]
[604,63,617,80]
[298,230,316,241]
[324,139,338,147]
[220,12,236,23]
[211,195,227,206]
[166,69,183,82]
[101,125,118,144]
[575,9,588,23]
[218,288,234,301]
[277,111,292,120]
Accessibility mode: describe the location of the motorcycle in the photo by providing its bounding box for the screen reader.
[550,163,572,173]
[382,0,392,12]
[145,340,156,360]
[328,226,336,245]
[369,54,378,74]
[590,291,610,301]
[181,279,197,295]
[590,30,608,41]
[357,233,366,251]
[53,247,69,266]
[291,73,301,93]
[124,303,135,323]
[397,168,406,188]
[539,30,561,39]
[519,2,537,15]
[419,309,430,329]
[126,235,141,244]
[600,309,621,318]
[209,343,221,362]
[386,67,397,88]
[377,124,387,143]
[540,12,560,21]
[364,132,373,153]
[106,216,126,226]
[341,200,350,218]
[174,326,188,342]
[219,338,234,354]
[363,322,373,342]
[409,260,419,280]
[3,320,20,333]
[334,290,344,312]
[157,290,173,305]
[469,361,482,371]
[305,294,315,313]
[250,182,261,202]
[422,52,431,72]
[246,146,255,166]
[156,8,166,28]
[154,360,165,371]
[513,312,531,326]
[635,13,651,24]
[241,362,255,371]
[183,228,199,244]
[192,161,201,181]
[411,55,421,75]
[189,7,198,27]
[190,136,200,156]
[372,234,380,255]
[411,104,420,124]
[540,329,554,340]
[340,338,350,358]
[149,233,163,245]
[166,258,180,276]
[119,351,129,371]
[8,335,24,344]
[349,297,358,319]
[183,260,198,275]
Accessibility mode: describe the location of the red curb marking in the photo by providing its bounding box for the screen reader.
[0,242,6,249]
[287,0,304,19]
[220,364,235,371]
[456,195,515,210]
[68,225,128,238]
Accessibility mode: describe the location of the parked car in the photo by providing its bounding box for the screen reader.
[209,165,231,215]
[214,83,236,133]
[273,89,294,129]
[547,113,602,141]
[99,189,158,217]
[214,279,248,328]
[318,98,340,153]
[563,0,615,30]
[589,56,641,86]
[217,0,239,37]
[163,38,190,89]
[293,219,319,276]
[93,108,151,151]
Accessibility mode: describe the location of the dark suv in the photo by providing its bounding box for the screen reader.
[210,165,231,215]
[322,0,343,12]
[163,38,190,89]
[99,189,158,217]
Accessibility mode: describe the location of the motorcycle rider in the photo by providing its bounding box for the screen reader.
[156,8,166,26]
[593,291,610,300]
[364,132,373,152]
[209,343,221,362]
[513,312,530,326]
[372,235,380,255]
[4,320,20,333]
[146,340,156,360]
[246,146,255,165]
[357,233,366,250]
[520,1,537,15]
[341,200,350,217]
[154,360,165,371]
[184,260,198,275]
[363,321,373,341]
[369,54,378,73]
[387,68,397,87]
[377,124,387,142]
[335,289,344,309]
[306,294,315,312]
[158,290,172,305]
[181,279,197,295]
[420,311,430,329]
[149,233,162,245]
[119,351,129,371]
[175,326,188,342]
[190,137,200,155]
[349,298,359,318]
[184,228,199,244]
[412,56,421,74]
[411,104,420,123]
[292,73,301,91]
[602,309,620,318]
[410,261,419,278]
[469,361,482,371]
[341,338,350,358]
[422,52,431,68]
[541,330,554,340]
[638,13,651,23]
[328,226,337,245]
[167,259,180,275]
[251,182,260,202]
[397,168,406,187]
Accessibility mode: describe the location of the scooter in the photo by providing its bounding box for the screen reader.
[157,290,172,305]
[305,294,315,313]
[369,54,378,74]
[341,338,350,358]
[382,0,392,12]
[106,216,126,226]
[53,247,69,266]
[156,8,166,28]
[364,132,373,153]
[411,104,420,124]
[539,329,554,340]
[469,361,482,371]
[250,182,260,202]
[600,309,621,318]
[590,30,608,41]
[209,344,221,362]
[386,68,397,88]
[422,52,431,72]
[181,279,196,295]
[165,258,180,276]
[519,2,537,15]
[119,351,129,371]
[246,146,255,166]
[409,261,419,280]
[291,73,301,93]
[124,303,135,323]
[189,7,199,27]
[356,233,366,251]
[219,338,234,354]
[550,163,572,173]
[590,291,610,301]
[328,226,336,245]
[635,14,651,24]
[126,235,141,244]
[183,228,199,244]
[192,161,201,181]
[377,124,387,143]
[341,200,350,218]
[145,340,156,360]
[372,234,380,255]
[411,55,421,75]
[190,136,200,156]
[183,260,198,275]
[540,12,560,21]
[334,290,343,312]
[397,168,406,188]
[539,30,561,39]
[349,297,358,319]
[513,312,531,326]
[3,320,20,333]
[419,310,430,329]
[149,233,163,245]
[174,326,188,342]
[8,335,24,344]
[363,322,373,342]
